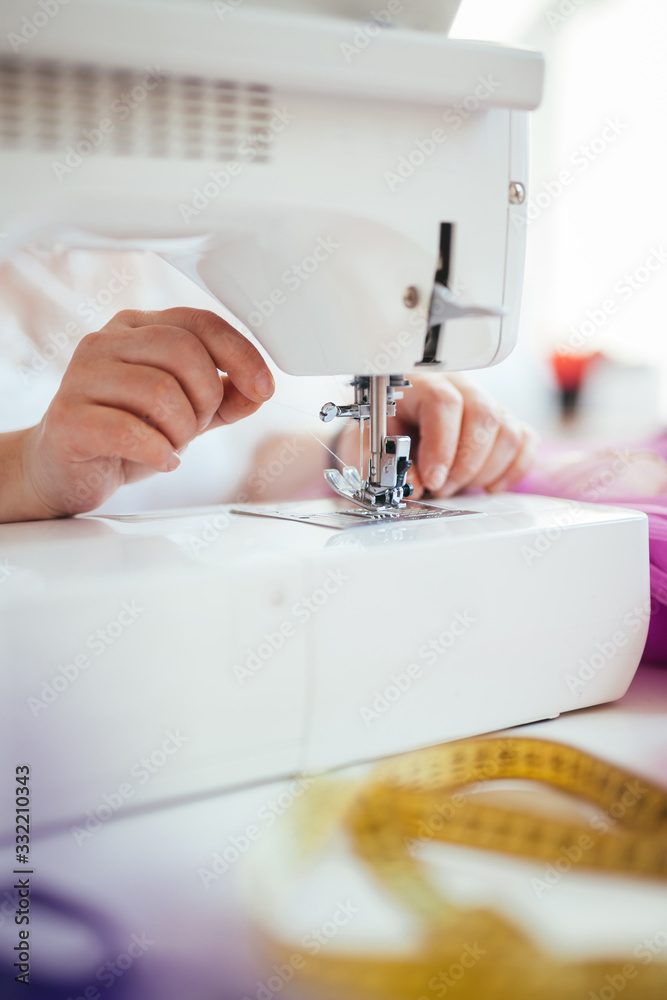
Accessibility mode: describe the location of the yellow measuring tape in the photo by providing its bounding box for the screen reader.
[257,737,667,1000]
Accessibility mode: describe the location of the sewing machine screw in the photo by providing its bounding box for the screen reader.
[320,402,340,423]
[509,181,526,205]
[403,286,419,308]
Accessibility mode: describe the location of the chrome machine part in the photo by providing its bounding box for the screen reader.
[319,374,414,513]
[418,283,508,368]
[369,374,388,488]
[318,283,507,513]
[427,283,507,327]
[230,500,483,530]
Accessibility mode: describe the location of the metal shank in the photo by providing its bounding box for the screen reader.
[319,374,414,513]
[369,375,388,486]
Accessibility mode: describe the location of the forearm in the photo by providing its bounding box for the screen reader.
[0,427,58,523]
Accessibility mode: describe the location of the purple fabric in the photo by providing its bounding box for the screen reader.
[516,433,667,662]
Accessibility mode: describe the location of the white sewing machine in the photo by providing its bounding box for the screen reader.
[0,0,649,835]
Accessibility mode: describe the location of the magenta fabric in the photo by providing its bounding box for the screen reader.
[516,433,667,662]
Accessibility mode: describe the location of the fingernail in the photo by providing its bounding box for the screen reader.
[254,370,275,399]
[197,415,212,433]
[426,465,449,491]
[167,452,181,472]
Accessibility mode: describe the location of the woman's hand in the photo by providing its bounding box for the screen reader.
[14,308,275,519]
[337,373,538,498]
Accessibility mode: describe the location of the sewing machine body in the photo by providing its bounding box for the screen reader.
[0,0,542,376]
[0,495,649,835]
[0,2,652,840]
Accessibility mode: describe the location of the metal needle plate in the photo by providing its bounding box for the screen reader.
[230,502,484,531]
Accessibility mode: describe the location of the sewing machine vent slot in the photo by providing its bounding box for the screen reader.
[0,58,276,164]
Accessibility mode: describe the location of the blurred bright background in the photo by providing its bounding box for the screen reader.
[450,0,667,441]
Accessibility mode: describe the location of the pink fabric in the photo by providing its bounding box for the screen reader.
[516,433,667,662]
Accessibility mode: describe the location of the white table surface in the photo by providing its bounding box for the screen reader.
[2,664,666,1000]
